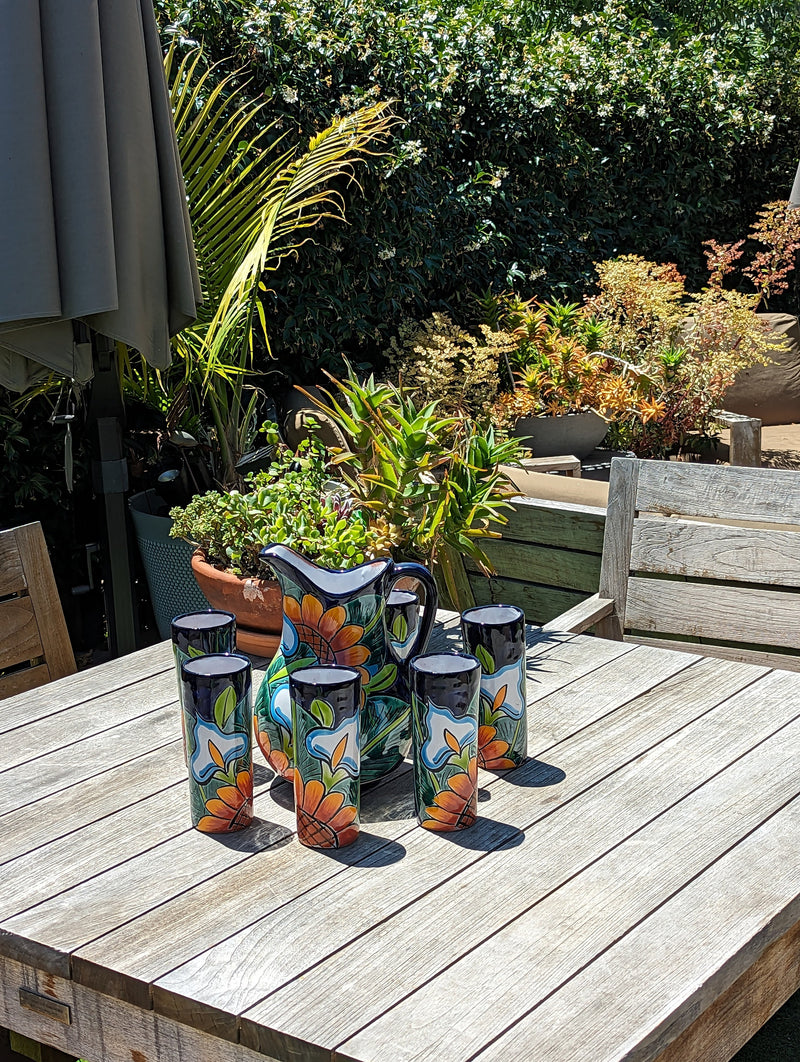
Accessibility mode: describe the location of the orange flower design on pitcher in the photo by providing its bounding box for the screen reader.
[284,593,371,689]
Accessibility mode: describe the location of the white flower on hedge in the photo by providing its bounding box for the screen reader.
[378,247,396,260]
[281,85,299,103]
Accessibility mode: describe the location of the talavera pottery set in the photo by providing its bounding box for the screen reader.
[173,545,528,848]
[254,545,528,844]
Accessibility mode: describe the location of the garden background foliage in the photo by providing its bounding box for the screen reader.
[156,0,800,376]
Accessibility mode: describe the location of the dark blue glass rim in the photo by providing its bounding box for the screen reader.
[290,664,362,688]
[409,651,481,675]
[181,652,251,677]
[171,608,237,630]
[461,604,525,626]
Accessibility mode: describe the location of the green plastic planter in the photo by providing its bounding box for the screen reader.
[128,490,210,640]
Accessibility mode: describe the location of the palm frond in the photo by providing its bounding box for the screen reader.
[160,47,399,485]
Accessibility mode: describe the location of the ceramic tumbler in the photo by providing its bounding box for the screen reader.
[410,653,480,831]
[290,665,362,849]
[171,609,236,762]
[461,604,527,770]
[386,590,420,663]
[180,653,253,832]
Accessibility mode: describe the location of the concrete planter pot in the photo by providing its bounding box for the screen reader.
[512,409,608,459]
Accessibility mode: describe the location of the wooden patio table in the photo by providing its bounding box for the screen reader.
[2,611,800,1062]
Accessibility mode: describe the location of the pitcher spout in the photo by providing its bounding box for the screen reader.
[259,543,392,598]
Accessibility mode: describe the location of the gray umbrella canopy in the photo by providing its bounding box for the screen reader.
[0,0,201,391]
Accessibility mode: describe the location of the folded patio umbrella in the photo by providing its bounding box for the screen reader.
[0,0,201,391]
[0,0,202,653]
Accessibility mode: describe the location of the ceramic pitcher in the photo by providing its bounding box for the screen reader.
[254,544,438,784]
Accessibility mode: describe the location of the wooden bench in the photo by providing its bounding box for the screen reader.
[0,522,75,699]
[544,458,800,671]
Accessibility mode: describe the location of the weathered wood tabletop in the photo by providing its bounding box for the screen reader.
[2,613,800,1062]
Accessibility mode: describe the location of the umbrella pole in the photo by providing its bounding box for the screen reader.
[87,330,138,656]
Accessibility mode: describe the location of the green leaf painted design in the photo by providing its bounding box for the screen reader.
[365,662,397,694]
[391,614,408,642]
[479,690,495,725]
[310,698,335,727]
[187,644,205,658]
[286,656,317,674]
[361,698,409,755]
[214,686,237,731]
[475,644,495,674]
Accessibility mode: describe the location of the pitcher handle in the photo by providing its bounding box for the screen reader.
[388,562,439,661]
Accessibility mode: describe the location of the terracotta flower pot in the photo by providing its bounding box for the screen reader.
[190,551,282,657]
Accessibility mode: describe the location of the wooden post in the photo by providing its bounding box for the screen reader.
[716,410,762,468]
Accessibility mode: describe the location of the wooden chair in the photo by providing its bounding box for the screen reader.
[544,458,800,670]
[0,521,76,698]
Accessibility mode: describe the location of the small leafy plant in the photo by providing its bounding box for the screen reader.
[303,368,525,609]
[169,436,392,576]
[486,298,653,433]
[586,245,791,456]
[385,312,515,417]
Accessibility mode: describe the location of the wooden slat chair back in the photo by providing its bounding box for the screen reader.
[545,458,800,671]
[0,521,76,698]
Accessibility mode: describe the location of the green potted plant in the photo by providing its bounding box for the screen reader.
[168,433,398,653]
[301,367,526,611]
[486,298,653,458]
[122,49,396,635]
[380,303,637,460]
[584,248,791,458]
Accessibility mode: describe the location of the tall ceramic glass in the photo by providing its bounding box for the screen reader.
[410,653,480,831]
[461,604,527,770]
[290,665,361,849]
[180,653,253,832]
[385,589,419,724]
[171,609,236,763]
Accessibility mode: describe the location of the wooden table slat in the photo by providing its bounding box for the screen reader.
[0,640,176,735]
[0,754,284,922]
[472,795,800,1062]
[238,664,797,1061]
[0,738,185,865]
[3,615,800,1062]
[332,702,800,1062]
[0,671,180,774]
[0,704,184,817]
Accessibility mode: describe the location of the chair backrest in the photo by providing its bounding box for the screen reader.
[596,459,800,669]
[0,521,76,698]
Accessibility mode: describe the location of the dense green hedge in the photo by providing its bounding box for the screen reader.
[156,0,800,377]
